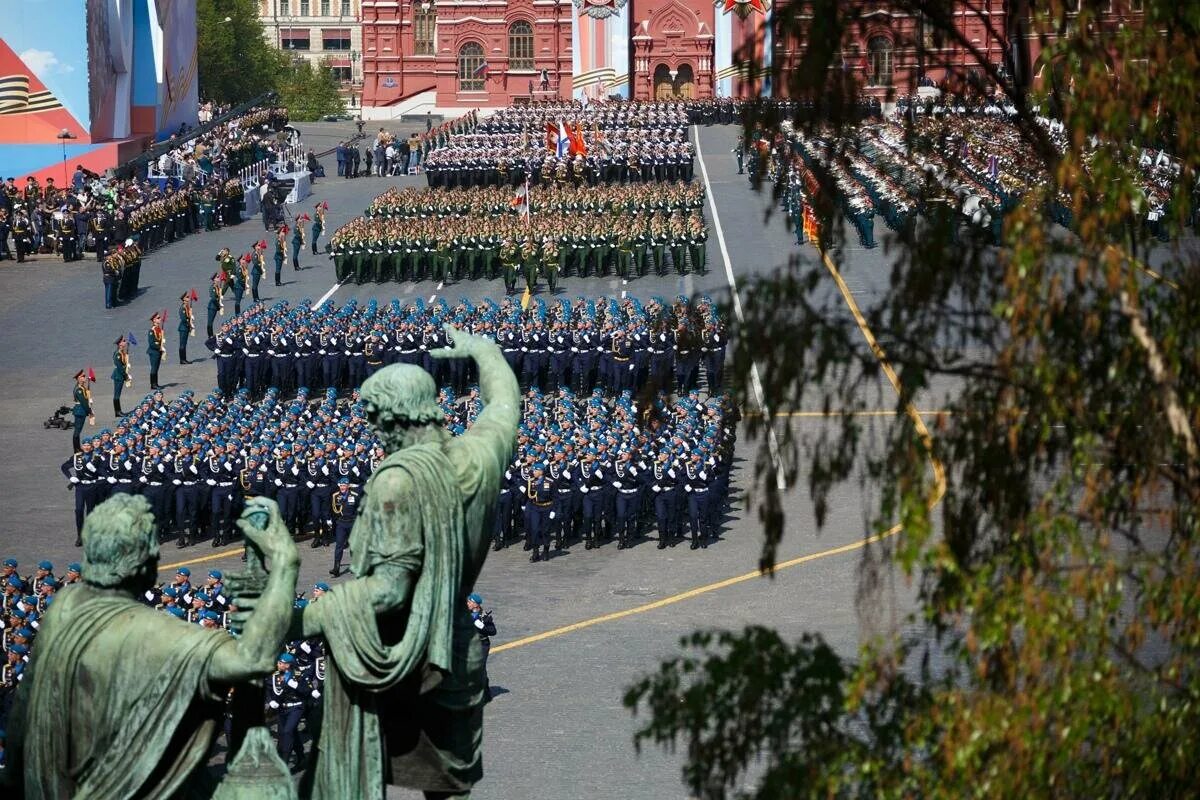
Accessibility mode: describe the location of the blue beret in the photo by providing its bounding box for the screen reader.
[176,567,191,576]
[15,627,33,639]
[467,593,483,605]
[278,652,295,664]
[163,586,178,598]
[315,582,330,592]
[209,570,223,580]
[41,577,57,589]
[6,575,22,588]
[3,559,17,568]
[202,610,221,621]
[167,606,186,618]
[193,592,210,604]
[9,644,28,655]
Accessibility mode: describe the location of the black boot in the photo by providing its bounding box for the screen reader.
[530,550,540,563]
[150,372,160,390]
[74,534,82,547]
[113,399,122,417]
[179,348,188,365]
[178,529,190,548]
[542,544,550,561]
[329,565,341,577]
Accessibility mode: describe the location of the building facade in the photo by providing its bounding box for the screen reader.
[259,0,365,107]
[359,0,573,117]
[351,0,1147,116]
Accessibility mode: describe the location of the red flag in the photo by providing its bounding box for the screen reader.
[161,309,168,323]
[545,122,557,154]
[87,367,96,383]
[190,288,199,302]
[280,224,289,234]
[320,201,329,211]
[569,123,587,156]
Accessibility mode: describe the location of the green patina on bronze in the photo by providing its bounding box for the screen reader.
[299,325,520,800]
[7,493,302,799]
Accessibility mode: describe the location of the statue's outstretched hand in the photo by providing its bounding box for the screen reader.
[430,323,492,360]
[236,498,300,567]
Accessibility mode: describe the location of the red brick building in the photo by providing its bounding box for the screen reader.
[356,0,1148,115]
[360,0,572,117]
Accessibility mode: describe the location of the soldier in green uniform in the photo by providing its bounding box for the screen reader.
[541,236,559,294]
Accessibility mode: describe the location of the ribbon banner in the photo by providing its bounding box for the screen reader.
[0,74,63,115]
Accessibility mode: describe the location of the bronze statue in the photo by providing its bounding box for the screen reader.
[293,325,519,800]
[6,493,301,799]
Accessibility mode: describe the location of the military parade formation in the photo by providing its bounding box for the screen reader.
[332,182,707,287]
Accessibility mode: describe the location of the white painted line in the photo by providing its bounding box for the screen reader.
[436,280,444,291]
[694,124,788,492]
[316,279,344,307]
[428,294,437,303]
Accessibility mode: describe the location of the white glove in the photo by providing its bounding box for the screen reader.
[684,485,693,492]
[206,479,216,486]
[306,481,315,489]
[69,476,80,484]
[652,485,661,493]
[474,618,485,630]
[269,701,280,709]
[579,486,589,494]
[549,511,556,520]
[173,479,181,486]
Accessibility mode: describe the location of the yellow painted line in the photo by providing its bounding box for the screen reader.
[491,528,900,654]
[494,250,948,656]
[158,546,245,574]
[820,249,947,498]
[765,409,951,418]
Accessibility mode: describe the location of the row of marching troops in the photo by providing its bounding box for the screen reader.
[423,136,696,188]
[423,131,695,188]
[364,181,705,220]
[683,96,884,126]
[202,295,726,401]
[330,209,707,288]
[59,386,386,556]
[473,101,690,134]
[0,560,82,727]
[495,388,738,560]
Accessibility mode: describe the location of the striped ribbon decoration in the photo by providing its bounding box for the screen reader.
[0,74,63,115]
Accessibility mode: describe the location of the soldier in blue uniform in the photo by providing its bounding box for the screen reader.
[683,450,711,549]
[61,437,99,546]
[266,652,311,769]
[611,447,643,549]
[467,593,497,701]
[650,448,680,548]
[329,475,358,576]
[522,462,555,562]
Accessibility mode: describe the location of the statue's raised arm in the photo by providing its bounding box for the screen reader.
[299,326,520,800]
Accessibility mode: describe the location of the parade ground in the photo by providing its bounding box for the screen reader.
[0,122,939,798]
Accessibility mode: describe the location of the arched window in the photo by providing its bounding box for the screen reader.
[508,21,534,70]
[413,2,436,55]
[458,42,486,91]
[868,36,893,86]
